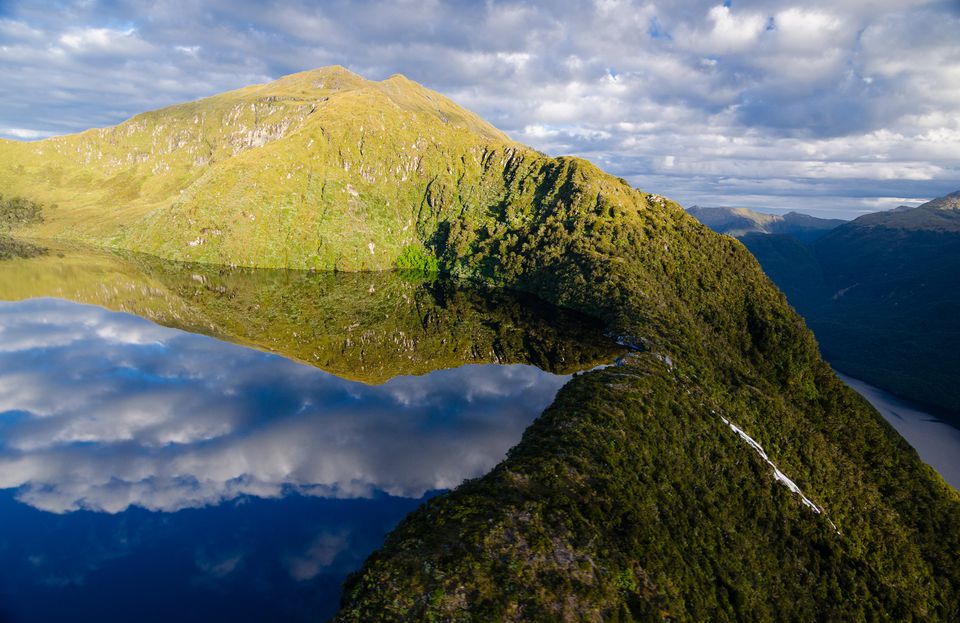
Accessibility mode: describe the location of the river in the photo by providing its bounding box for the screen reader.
[839,373,960,491]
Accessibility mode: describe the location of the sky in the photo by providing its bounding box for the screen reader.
[0,1,958,218]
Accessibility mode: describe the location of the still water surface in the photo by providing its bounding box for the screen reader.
[0,241,621,622]
[839,373,960,491]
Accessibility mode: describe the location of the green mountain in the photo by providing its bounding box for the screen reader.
[2,68,959,620]
[807,195,960,417]
[692,195,960,418]
[687,206,845,243]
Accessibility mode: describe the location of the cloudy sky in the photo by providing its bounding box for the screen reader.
[1,0,958,217]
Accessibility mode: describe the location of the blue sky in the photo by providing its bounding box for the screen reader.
[1,0,958,217]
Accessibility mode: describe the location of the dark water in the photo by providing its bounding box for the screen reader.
[839,373,960,491]
[0,244,622,622]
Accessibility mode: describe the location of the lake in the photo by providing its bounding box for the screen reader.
[839,373,960,491]
[0,239,623,622]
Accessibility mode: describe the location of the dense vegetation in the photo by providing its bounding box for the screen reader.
[0,193,45,231]
[1,68,958,620]
[705,198,960,419]
[339,355,960,621]
[334,158,960,621]
[0,235,46,260]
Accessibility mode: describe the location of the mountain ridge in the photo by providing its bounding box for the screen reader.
[687,205,845,242]
[690,192,960,416]
[2,68,959,620]
[849,192,960,231]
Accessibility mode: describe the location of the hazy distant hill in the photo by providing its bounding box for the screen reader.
[692,195,960,418]
[2,69,958,621]
[850,191,960,231]
[808,194,960,416]
[688,206,845,242]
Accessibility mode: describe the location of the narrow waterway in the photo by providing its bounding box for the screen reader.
[839,373,960,491]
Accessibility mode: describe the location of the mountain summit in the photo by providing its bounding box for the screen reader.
[687,206,844,242]
[922,190,960,211]
[2,69,959,620]
[1,66,520,269]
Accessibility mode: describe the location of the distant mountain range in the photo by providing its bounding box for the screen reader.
[687,206,845,242]
[691,194,960,419]
[2,68,959,620]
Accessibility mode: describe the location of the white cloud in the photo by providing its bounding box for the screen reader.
[702,5,768,52]
[1,127,56,139]
[58,27,150,56]
[0,0,957,216]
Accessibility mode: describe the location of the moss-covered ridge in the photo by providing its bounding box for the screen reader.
[333,152,960,620]
[1,68,958,619]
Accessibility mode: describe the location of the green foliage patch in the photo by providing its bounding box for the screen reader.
[0,194,45,231]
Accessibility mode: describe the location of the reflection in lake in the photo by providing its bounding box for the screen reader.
[839,373,960,491]
[0,244,623,622]
[0,299,571,513]
[0,241,620,382]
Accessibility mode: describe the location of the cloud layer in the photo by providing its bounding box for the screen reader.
[1,1,958,216]
[0,298,567,513]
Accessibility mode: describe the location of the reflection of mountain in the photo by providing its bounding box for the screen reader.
[3,68,959,619]
[0,298,571,513]
[690,194,960,418]
[0,243,621,383]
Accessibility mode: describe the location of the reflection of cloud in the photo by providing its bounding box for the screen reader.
[285,532,351,581]
[0,299,569,514]
[20,520,138,587]
[194,551,244,580]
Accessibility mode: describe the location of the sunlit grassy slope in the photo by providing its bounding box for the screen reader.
[2,68,959,620]
[0,66,518,269]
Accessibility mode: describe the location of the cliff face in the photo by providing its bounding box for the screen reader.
[1,68,958,620]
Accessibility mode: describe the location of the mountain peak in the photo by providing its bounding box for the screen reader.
[687,205,843,242]
[918,189,960,211]
[252,65,368,97]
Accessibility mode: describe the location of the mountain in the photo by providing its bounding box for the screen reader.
[2,68,959,620]
[691,195,960,418]
[806,195,960,416]
[848,191,960,231]
[687,206,845,242]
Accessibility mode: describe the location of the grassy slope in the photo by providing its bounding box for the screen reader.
[0,67,514,270]
[1,68,959,620]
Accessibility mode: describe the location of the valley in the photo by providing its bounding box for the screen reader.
[0,68,958,621]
